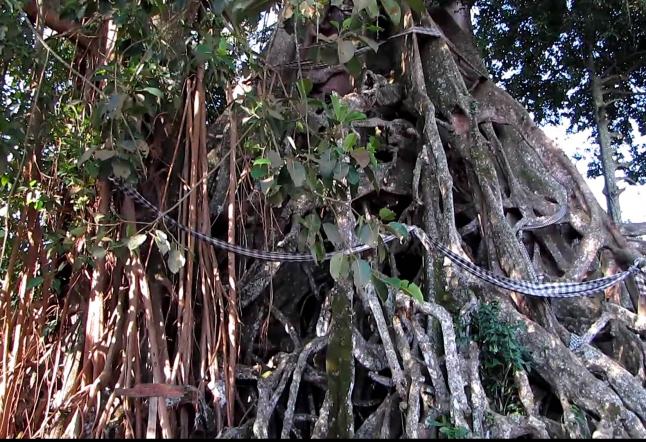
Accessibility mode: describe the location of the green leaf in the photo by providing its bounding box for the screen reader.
[319,151,336,179]
[347,166,360,186]
[112,159,131,180]
[387,222,410,240]
[402,281,424,303]
[344,56,363,79]
[27,276,44,290]
[351,148,371,168]
[330,92,346,122]
[381,276,402,289]
[142,87,163,98]
[372,273,389,302]
[253,158,271,166]
[358,35,380,53]
[404,0,425,13]
[286,158,306,187]
[358,222,378,247]
[380,0,401,25]
[323,222,342,247]
[366,0,380,18]
[309,239,325,263]
[330,254,350,281]
[346,110,367,122]
[251,164,269,179]
[333,162,349,181]
[265,106,284,121]
[379,207,396,221]
[195,43,213,59]
[342,133,358,151]
[70,225,86,237]
[341,17,353,31]
[296,78,313,98]
[352,258,372,292]
[127,234,147,251]
[167,249,186,274]
[90,245,107,260]
[302,212,322,234]
[153,230,171,256]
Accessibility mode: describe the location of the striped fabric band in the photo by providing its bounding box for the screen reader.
[409,227,645,299]
[113,178,402,262]
[112,178,646,299]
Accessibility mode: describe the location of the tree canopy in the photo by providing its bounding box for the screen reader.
[475,0,646,222]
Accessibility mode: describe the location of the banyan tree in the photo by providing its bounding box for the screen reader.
[0,0,645,438]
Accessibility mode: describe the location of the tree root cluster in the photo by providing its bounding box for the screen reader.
[223,5,646,438]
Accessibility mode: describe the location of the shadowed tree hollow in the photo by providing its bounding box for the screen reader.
[0,0,645,439]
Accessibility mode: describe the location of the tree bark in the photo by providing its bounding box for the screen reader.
[588,48,623,224]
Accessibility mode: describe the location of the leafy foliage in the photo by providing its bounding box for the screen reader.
[470,301,531,372]
[464,301,531,414]
[428,415,470,439]
[475,0,646,185]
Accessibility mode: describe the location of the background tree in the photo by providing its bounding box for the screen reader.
[474,0,646,225]
[0,0,645,439]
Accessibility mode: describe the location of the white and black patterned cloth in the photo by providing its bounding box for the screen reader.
[410,227,646,299]
[112,178,646,300]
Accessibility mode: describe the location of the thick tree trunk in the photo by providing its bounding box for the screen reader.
[233,3,646,439]
[588,50,623,224]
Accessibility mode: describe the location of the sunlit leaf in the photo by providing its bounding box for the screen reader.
[142,87,163,98]
[167,250,186,274]
[342,133,358,151]
[253,158,271,166]
[379,207,396,221]
[402,281,424,302]
[296,78,313,98]
[112,159,131,179]
[337,39,355,64]
[127,234,147,251]
[153,230,171,256]
[330,92,346,122]
[91,245,107,260]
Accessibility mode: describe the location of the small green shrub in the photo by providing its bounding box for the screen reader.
[468,301,532,414]
[471,301,531,372]
[428,416,470,439]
